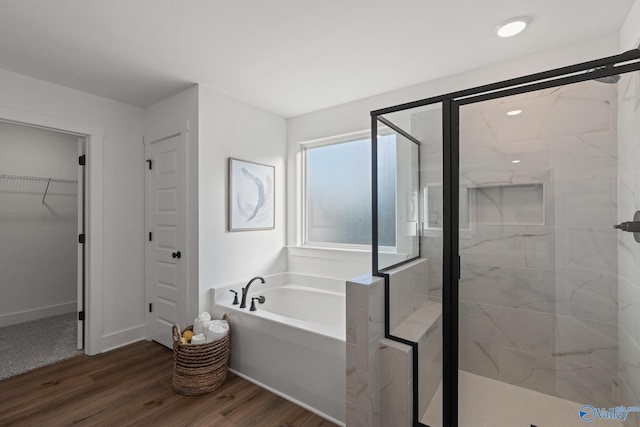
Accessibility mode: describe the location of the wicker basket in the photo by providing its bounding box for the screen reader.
[172,313,231,395]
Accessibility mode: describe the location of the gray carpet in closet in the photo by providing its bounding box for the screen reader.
[0,312,82,380]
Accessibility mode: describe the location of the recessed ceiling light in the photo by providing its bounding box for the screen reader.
[495,17,531,38]
[506,109,523,116]
[511,159,521,164]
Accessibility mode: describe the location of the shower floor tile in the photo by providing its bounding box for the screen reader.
[422,370,623,427]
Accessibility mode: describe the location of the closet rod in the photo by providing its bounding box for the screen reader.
[0,173,77,184]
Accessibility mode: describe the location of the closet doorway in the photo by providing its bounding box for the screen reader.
[0,120,86,379]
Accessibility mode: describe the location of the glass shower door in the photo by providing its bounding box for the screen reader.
[457,78,621,426]
[374,104,444,426]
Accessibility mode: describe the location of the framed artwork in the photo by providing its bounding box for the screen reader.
[228,158,275,231]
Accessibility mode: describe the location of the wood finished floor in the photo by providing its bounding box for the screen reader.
[0,340,337,427]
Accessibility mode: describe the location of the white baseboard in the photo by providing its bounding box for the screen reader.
[0,301,77,328]
[100,325,146,353]
[228,368,346,427]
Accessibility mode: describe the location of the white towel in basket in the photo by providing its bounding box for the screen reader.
[204,320,229,343]
[193,312,211,335]
[190,333,207,345]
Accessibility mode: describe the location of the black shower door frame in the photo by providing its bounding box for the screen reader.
[371,48,640,427]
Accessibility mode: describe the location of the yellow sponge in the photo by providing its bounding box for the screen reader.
[183,330,194,342]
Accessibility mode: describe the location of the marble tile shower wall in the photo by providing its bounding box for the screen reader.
[617,71,640,427]
[416,81,619,407]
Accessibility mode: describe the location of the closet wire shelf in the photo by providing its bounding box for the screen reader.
[0,173,78,204]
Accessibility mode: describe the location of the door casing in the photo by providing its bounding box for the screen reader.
[0,106,104,355]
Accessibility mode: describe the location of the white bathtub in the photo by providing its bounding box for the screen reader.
[211,273,346,425]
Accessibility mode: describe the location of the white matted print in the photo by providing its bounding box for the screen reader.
[228,158,275,231]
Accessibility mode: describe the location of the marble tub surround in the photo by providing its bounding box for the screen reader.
[379,339,412,427]
[346,274,385,427]
[347,259,440,427]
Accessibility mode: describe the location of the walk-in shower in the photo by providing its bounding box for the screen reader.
[372,48,640,426]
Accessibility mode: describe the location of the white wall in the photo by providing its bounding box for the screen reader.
[198,86,287,312]
[143,85,199,325]
[0,122,78,326]
[286,33,620,279]
[0,68,145,353]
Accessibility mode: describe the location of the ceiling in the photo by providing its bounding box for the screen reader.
[0,0,634,118]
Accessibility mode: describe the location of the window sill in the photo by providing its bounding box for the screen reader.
[287,245,371,261]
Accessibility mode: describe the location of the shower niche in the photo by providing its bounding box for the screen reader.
[469,183,544,225]
[424,182,545,232]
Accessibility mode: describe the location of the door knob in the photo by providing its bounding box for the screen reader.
[172,251,182,259]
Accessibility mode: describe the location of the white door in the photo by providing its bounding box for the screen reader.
[145,132,187,348]
[77,138,86,350]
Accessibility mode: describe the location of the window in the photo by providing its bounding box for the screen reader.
[303,135,397,247]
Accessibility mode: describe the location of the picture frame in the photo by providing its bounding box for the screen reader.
[228,157,275,231]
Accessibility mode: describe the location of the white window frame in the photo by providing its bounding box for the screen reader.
[299,129,397,252]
